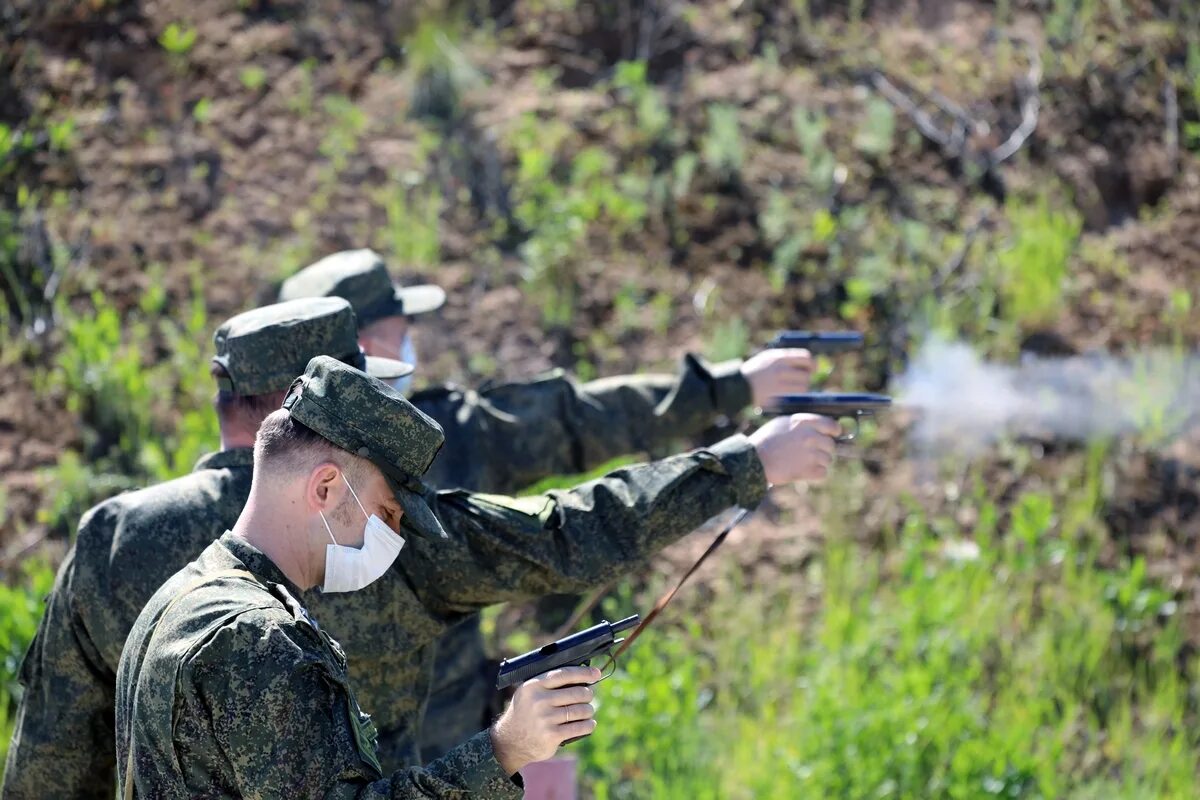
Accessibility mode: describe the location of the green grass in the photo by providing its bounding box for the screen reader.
[997,194,1082,327]
[577,451,1199,798]
[34,269,218,537]
[4,5,1199,795]
[0,559,56,768]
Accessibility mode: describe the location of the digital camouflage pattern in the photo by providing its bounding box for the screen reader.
[211,297,412,396]
[3,353,753,798]
[414,354,751,759]
[2,448,256,800]
[116,532,521,800]
[278,249,446,325]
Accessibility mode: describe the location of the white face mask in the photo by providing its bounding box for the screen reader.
[388,334,417,395]
[319,474,405,593]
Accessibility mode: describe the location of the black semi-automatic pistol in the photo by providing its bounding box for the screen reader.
[496,615,640,691]
[767,331,864,354]
[765,392,892,442]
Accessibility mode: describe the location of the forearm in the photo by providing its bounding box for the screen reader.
[373,730,520,799]
[564,355,751,463]
[412,435,767,611]
[418,356,751,495]
[310,732,521,799]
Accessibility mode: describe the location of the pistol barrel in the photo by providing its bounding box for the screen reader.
[764,392,892,417]
[768,331,864,353]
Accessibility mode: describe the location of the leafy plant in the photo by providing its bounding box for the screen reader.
[37,271,218,537]
[997,194,1082,325]
[792,108,837,192]
[286,59,317,117]
[239,66,267,91]
[379,177,442,268]
[577,481,1199,797]
[158,22,197,56]
[0,558,56,766]
[319,96,369,173]
[191,98,212,124]
[700,104,744,182]
[854,97,896,158]
[613,61,670,144]
[508,116,649,325]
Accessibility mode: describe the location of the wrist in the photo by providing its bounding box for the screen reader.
[489,721,524,776]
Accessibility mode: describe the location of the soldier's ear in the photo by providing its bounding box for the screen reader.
[306,462,344,512]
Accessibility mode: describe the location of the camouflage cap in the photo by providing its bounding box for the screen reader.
[282,355,447,539]
[277,249,446,327]
[212,298,414,396]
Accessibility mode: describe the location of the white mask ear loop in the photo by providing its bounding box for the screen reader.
[319,510,337,545]
[342,472,369,522]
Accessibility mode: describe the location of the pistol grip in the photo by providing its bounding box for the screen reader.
[558,669,596,747]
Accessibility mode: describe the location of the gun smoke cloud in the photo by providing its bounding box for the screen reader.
[894,339,1200,456]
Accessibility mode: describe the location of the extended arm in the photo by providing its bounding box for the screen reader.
[403,434,767,614]
[416,355,751,494]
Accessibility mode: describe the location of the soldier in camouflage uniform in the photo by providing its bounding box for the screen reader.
[117,357,596,799]
[279,249,817,759]
[114,356,836,798]
[4,294,832,796]
[3,298,413,799]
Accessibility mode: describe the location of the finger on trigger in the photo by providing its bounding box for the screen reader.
[817,416,843,436]
[538,666,597,689]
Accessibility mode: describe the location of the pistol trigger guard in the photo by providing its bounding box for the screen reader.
[594,648,620,683]
[834,413,860,444]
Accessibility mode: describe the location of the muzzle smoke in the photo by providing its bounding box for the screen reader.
[894,339,1200,455]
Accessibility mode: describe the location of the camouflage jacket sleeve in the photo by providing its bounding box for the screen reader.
[404,434,767,614]
[2,548,117,800]
[182,621,521,799]
[416,355,750,493]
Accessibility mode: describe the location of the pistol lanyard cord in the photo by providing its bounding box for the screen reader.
[606,507,751,664]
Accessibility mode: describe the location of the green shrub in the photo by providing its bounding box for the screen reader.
[158,23,197,56]
[578,472,1199,797]
[0,558,56,766]
[37,273,218,537]
[997,195,1082,325]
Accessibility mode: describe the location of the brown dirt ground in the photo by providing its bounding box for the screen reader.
[2,0,1199,632]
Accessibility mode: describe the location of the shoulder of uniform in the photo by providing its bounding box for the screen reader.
[267,582,323,635]
[186,602,319,673]
[102,470,250,550]
[86,469,230,524]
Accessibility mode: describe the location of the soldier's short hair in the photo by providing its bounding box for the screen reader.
[253,408,371,484]
[210,363,287,422]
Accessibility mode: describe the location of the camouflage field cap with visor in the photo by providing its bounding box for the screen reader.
[277,249,446,327]
[211,298,414,396]
[282,355,448,539]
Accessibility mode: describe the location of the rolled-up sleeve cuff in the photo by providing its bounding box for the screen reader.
[708,359,753,418]
[708,434,768,509]
[424,729,524,798]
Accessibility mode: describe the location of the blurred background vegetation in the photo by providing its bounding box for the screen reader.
[3,0,1200,796]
